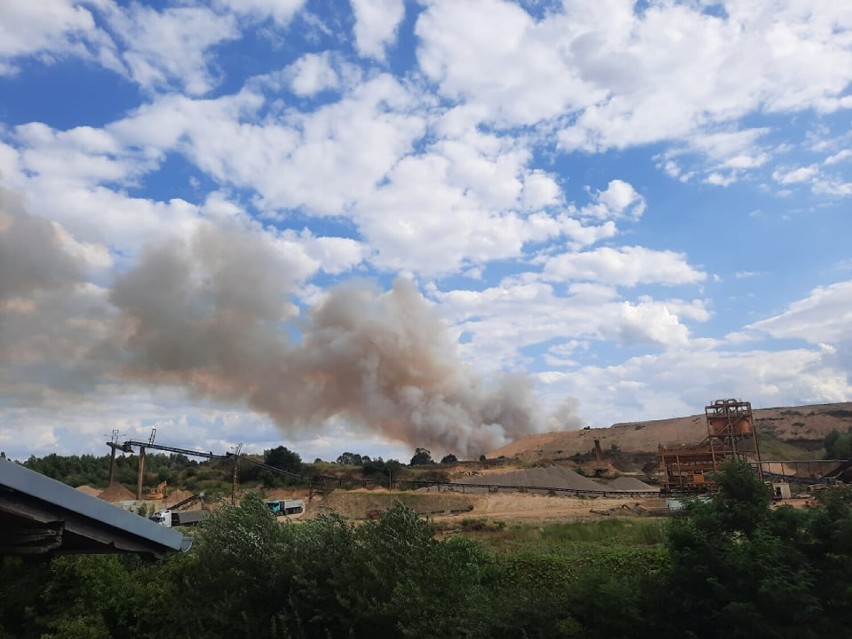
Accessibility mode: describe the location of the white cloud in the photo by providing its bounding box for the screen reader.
[350,0,406,61]
[292,232,366,275]
[417,0,598,125]
[723,153,769,169]
[539,342,850,429]
[705,172,737,186]
[584,179,646,220]
[824,149,852,165]
[772,164,819,184]
[521,170,562,210]
[542,246,706,288]
[436,279,709,375]
[0,0,115,75]
[812,179,852,197]
[106,4,240,95]
[215,0,306,26]
[12,122,156,187]
[600,301,691,346]
[415,0,852,169]
[110,75,426,217]
[748,280,852,345]
[287,52,340,96]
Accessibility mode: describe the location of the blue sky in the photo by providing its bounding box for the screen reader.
[1,0,850,463]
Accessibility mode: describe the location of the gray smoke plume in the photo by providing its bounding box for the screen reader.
[0,187,84,303]
[109,222,546,455]
[0,186,114,400]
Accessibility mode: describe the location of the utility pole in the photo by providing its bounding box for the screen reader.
[107,429,119,486]
[231,443,243,505]
[135,429,157,501]
[136,445,146,501]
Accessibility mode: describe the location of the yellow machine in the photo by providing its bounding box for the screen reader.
[147,481,167,500]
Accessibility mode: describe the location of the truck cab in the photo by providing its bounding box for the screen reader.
[150,509,173,527]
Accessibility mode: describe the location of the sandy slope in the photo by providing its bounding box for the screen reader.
[491,402,852,460]
[308,488,664,525]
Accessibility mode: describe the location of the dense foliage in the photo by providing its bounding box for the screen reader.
[23,452,201,490]
[1,462,850,638]
[409,448,434,466]
[824,428,852,459]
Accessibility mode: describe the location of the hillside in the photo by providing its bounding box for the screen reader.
[490,402,852,462]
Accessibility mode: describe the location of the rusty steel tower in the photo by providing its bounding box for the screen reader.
[660,398,763,492]
[705,398,762,479]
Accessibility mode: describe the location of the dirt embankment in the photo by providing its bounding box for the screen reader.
[302,483,666,525]
[312,488,475,519]
[491,402,852,461]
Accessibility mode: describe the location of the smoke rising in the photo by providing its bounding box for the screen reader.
[0,188,567,456]
[0,187,84,303]
[109,222,546,455]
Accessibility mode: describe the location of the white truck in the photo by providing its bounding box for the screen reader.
[150,509,209,527]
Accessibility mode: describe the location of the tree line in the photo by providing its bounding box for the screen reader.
[1,462,850,638]
[19,445,463,494]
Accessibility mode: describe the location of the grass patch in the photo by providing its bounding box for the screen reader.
[456,517,668,554]
[758,433,824,460]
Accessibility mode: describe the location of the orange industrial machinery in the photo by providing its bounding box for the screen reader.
[659,399,762,492]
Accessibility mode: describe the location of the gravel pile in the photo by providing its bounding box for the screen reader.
[606,476,656,492]
[453,466,603,492]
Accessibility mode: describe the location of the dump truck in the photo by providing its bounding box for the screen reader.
[150,509,209,528]
[266,499,304,516]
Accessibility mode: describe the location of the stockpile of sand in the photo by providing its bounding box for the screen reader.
[453,466,603,492]
[606,477,657,492]
[75,485,102,497]
[98,483,135,502]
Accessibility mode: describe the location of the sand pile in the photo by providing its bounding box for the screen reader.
[75,485,102,497]
[453,466,603,492]
[606,477,657,492]
[98,483,135,502]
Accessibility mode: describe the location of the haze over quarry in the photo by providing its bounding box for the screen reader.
[0,0,850,462]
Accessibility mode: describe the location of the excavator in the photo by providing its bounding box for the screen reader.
[146,481,167,500]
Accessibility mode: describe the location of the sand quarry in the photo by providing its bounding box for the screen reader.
[297,466,663,525]
[88,466,664,525]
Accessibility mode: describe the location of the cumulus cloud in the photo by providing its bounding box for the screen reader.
[350,0,406,61]
[542,246,706,287]
[772,165,819,185]
[106,3,240,95]
[0,0,116,76]
[110,75,426,216]
[748,280,852,345]
[437,278,709,374]
[579,179,646,220]
[539,342,850,430]
[215,0,306,26]
[825,150,852,166]
[415,0,852,180]
[287,52,341,96]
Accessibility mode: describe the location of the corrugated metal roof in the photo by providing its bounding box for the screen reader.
[0,460,192,556]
